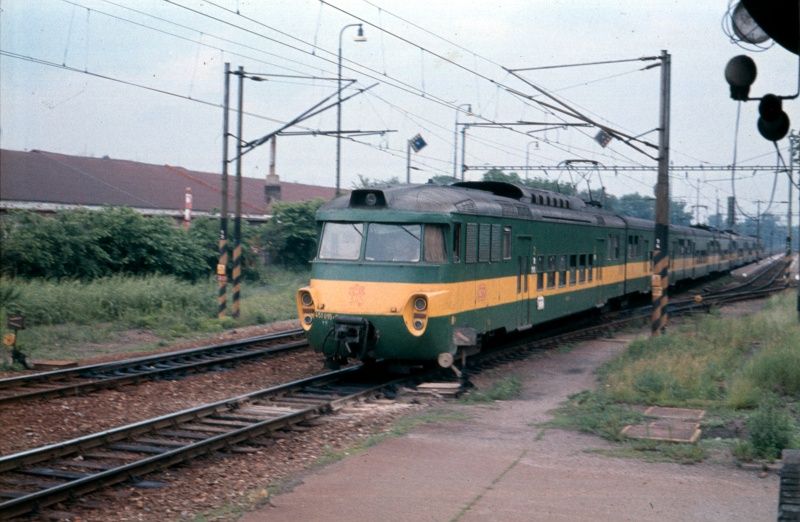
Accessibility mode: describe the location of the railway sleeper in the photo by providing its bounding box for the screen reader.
[108,443,173,455]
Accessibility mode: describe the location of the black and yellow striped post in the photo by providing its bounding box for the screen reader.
[217,62,231,320]
[217,231,228,319]
[232,66,244,319]
[651,50,671,336]
[651,229,669,335]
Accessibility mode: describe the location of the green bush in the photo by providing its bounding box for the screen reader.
[260,199,324,268]
[747,398,795,460]
[187,216,267,281]
[1,209,210,281]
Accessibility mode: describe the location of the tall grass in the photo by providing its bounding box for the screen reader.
[548,293,800,463]
[0,268,308,360]
[600,294,799,407]
[1,276,214,325]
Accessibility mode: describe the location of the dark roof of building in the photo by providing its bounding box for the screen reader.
[0,149,336,215]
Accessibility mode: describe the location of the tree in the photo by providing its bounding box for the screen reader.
[527,177,577,195]
[351,175,399,188]
[260,199,325,268]
[670,200,693,226]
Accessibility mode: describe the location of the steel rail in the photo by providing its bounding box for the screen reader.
[0,364,406,519]
[0,329,307,404]
[1,259,788,518]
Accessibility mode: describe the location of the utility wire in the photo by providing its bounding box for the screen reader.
[0,49,433,175]
[192,0,635,163]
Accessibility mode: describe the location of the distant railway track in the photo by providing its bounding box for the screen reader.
[0,329,308,405]
[672,254,792,310]
[0,365,405,519]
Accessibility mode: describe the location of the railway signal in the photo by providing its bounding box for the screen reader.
[757,94,790,141]
[723,55,794,142]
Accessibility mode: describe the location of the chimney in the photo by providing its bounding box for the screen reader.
[265,136,281,206]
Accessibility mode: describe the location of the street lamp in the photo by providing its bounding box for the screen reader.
[336,23,366,196]
[453,103,472,178]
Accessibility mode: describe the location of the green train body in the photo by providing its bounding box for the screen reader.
[296,182,761,367]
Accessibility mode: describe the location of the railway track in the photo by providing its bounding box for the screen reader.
[0,364,403,519]
[664,254,792,311]
[0,258,791,518]
[0,329,308,405]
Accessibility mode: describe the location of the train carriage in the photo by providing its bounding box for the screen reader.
[297,181,759,368]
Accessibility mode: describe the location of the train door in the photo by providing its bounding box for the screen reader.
[594,237,606,306]
[516,236,532,328]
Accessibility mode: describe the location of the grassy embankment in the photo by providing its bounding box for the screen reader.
[545,292,800,463]
[0,268,308,363]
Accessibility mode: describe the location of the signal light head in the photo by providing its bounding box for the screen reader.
[724,55,757,101]
[757,94,790,142]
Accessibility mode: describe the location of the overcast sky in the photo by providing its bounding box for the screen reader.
[1,0,797,222]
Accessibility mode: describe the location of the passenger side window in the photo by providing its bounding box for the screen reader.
[536,255,544,290]
[502,227,512,260]
[423,225,447,263]
[452,223,462,263]
[588,254,594,282]
[569,254,577,285]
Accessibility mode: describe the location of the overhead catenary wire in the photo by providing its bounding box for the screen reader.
[192,0,643,164]
[12,0,763,197]
[0,49,438,176]
[85,0,656,170]
[72,0,515,150]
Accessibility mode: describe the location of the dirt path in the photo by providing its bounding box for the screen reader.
[241,331,779,522]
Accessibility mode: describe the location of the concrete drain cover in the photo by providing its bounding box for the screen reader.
[622,407,705,443]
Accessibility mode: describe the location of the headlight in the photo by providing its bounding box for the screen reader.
[413,319,424,330]
[413,296,427,311]
[301,291,314,307]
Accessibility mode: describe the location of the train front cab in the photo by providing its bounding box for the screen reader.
[297,211,460,368]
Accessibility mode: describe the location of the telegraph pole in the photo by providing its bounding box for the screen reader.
[232,66,244,319]
[651,50,671,336]
[217,63,231,320]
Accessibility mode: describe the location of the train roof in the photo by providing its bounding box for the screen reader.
[321,182,623,226]
[319,182,759,241]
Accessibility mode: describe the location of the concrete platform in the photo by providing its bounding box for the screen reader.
[241,334,778,522]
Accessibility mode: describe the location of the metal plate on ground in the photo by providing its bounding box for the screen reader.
[643,406,705,421]
[622,420,702,443]
[622,406,705,443]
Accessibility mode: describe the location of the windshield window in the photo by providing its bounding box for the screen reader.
[318,222,363,260]
[365,224,421,262]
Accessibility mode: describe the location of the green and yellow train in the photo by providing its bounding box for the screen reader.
[296,181,760,368]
